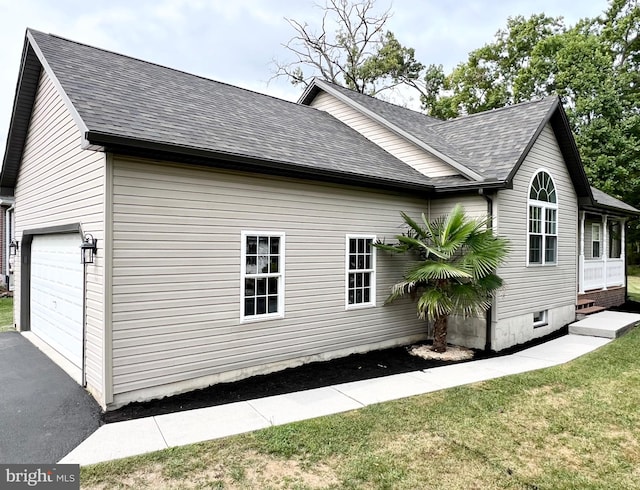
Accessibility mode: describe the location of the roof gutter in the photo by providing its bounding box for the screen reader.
[580,204,640,217]
[85,131,440,195]
[432,180,507,194]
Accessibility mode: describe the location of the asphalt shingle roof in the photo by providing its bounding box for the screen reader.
[307,82,477,179]
[590,187,640,214]
[313,81,558,182]
[27,29,435,189]
[430,98,557,180]
[2,29,634,217]
[312,85,636,213]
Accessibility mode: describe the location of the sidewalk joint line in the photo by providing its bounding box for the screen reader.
[246,399,276,426]
[329,386,367,407]
[153,416,170,448]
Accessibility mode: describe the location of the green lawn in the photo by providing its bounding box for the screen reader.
[628,265,640,302]
[0,297,13,332]
[81,327,640,490]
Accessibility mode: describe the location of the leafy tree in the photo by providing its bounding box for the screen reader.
[422,1,640,212]
[421,14,565,117]
[376,205,508,353]
[272,0,424,96]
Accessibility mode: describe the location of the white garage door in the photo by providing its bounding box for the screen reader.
[31,234,84,368]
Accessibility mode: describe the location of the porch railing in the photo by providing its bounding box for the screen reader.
[582,258,625,292]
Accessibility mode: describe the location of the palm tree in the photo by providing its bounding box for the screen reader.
[376,204,508,352]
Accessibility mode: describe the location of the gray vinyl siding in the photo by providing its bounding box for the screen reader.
[111,157,432,397]
[428,195,488,221]
[13,70,106,401]
[494,124,578,320]
[310,91,458,178]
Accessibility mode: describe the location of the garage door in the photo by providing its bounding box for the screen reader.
[31,234,84,369]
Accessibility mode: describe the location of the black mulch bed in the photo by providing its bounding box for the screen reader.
[103,300,640,424]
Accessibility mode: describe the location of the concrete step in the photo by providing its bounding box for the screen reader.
[569,311,640,338]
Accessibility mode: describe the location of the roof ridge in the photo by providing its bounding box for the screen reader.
[27,28,308,110]
[435,96,557,125]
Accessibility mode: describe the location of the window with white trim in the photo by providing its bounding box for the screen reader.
[528,171,557,265]
[346,235,376,308]
[241,232,284,321]
[533,310,548,328]
[592,223,601,258]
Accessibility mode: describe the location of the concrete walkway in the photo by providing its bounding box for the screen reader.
[60,333,616,466]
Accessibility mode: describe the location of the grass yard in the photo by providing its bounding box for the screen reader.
[628,265,640,302]
[81,327,640,490]
[0,297,13,332]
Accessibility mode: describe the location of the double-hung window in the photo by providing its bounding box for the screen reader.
[528,171,557,265]
[241,232,284,321]
[346,235,376,308]
[592,223,601,258]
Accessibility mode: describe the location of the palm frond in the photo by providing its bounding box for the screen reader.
[379,205,509,325]
[474,273,504,293]
[405,262,472,282]
[417,289,453,320]
[373,241,406,254]
[462,236,509,278]
[385,280,418,304]
[449,282,493,316]
[396,234,451,261]
[401,212,429,240]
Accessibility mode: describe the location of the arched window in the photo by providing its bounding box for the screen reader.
[528,171,557,265]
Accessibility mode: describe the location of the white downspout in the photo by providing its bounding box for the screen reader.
[6,205,14,291]
[579,211,585,294]
[602,214,608,290]
[622,219,626,289]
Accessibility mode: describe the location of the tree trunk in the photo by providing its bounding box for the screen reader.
[432,314,448,353]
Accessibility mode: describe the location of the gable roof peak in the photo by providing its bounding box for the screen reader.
[302,77,442,124]
[302,78,487,182]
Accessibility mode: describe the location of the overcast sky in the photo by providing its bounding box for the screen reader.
[0,0,609,158]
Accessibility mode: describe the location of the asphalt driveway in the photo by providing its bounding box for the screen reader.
[0,330,101,463]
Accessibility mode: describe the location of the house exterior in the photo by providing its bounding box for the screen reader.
[1,29,637,410]
[0,196,14,289]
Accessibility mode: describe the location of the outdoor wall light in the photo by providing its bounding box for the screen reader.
[80,234,98,264]
[8,239,18,256]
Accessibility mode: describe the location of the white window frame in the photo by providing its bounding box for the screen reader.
[240,231,285,323]
[345,235,376,310]
[592,223,601,258]
[527,170,558,266]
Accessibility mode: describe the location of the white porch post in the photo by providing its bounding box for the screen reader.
[579,211,585,294]
[602,214,608,290]
[622,218,627,287]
